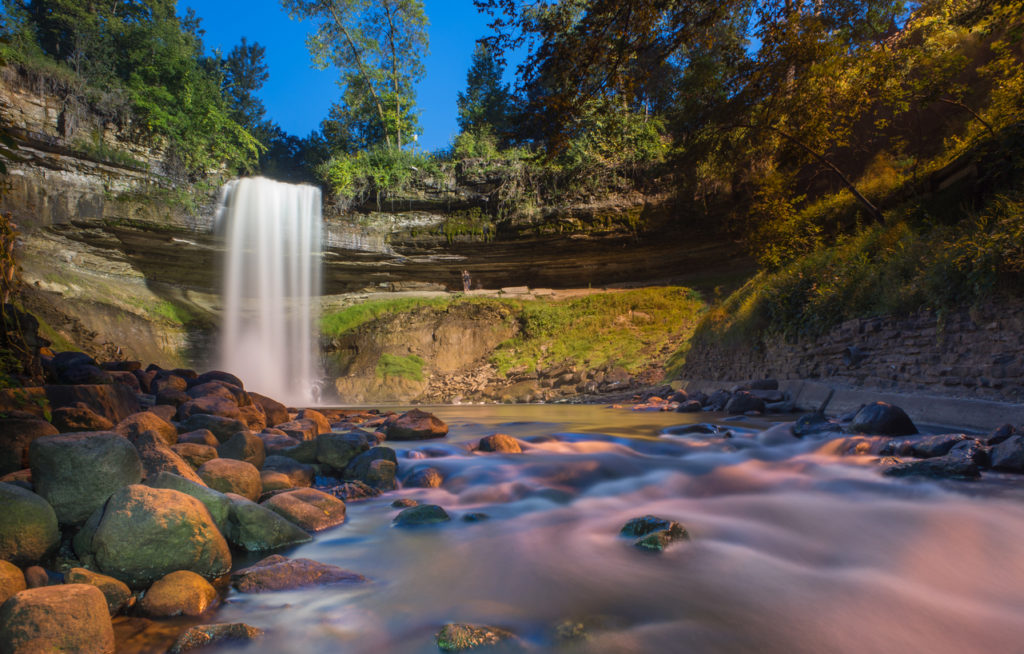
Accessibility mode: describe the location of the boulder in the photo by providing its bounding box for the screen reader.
[176,415,248,444]
[262,488,346,531]
[197,458,262,501]
[168,623,263,654]
[392,498,419,508]
[0,584,114,653]
[76,484,231,588]
[0,560,26,606]
[404,467,444,488]
[230,555,366,593]
[725,391,766,415]
[322,480,380,501]
[258,432,301,457]
[620,515,690,552]
[346,447,397,482]
[260,470,293,492]
[949,439,990,466]
[64,568,131,615]
[150,375,188,395]
[477,433,522,453]
[296,409,330,435]
[222,493,312,552]
[850,402,918,436]
[882,454,981,480]
[980,423,1017,446]
[990,435,1024,472]
[138,570,218,618]
[178,429,219,447]
[393,504,451,527]
[23,566,49,589]
[436,623,515,652]
[192,370,244,389]
[155,388,191,407]
[0,416,58,475]
[251,392,289,428]
[51,351,97,375]
[29,432,142,526]
[50,405,114,432]
[58,364,113,386]
[217,431,266,469]
[115,412,178,447]
[147,471,231,532]
[187,381,250,407]
[0,483,59,565]
[387,409,448,440]
[676,400,703,413]
[238,405,267,432]
[171,443,218,469]
[148,405,178,423]
[134,431,204,484]
[261,456,315,488]
[176,395,241,422]
[276,418,320,441]
[43,384,140,423]
[317,431,372,470]
[132,369,156,394]
[883,434,968,459]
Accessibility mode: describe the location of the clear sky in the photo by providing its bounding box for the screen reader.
[177,0,504,152]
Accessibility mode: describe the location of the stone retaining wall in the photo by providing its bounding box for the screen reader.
[682,299,1024,404]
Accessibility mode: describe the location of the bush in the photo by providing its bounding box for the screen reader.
[317,147,444,206]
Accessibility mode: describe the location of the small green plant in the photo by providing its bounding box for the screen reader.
[375,353,425,381]
[317,147,444,206]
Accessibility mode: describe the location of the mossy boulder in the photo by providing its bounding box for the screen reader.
[197,458,261,501]
[146,471,231,531]
[64,567,131,615]
[217,431,266,469]
[0,482,59,565]
[316,431,372,470]
[262,488,346,531]
[0,584,114,654]
[0,416,59,476]
[223,493,312,552]
[393,504,451,527]
[620,515,689,552]
[436,623,515,652]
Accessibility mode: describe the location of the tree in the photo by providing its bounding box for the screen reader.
[283,0,428,151]
[221,37,270,130]
[457,41,514,138]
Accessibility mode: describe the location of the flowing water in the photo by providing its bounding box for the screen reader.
[189,405,1024,654]
[217,177,322,405]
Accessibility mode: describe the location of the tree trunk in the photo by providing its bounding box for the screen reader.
[331,7,392,149]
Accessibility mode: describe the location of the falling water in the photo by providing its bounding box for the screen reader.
[216,177,322,405]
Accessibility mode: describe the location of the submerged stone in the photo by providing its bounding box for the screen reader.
[620,515,689,552]
[436,623,515,652]
[168,623,263,653]
[393,504,451,527]
[230,555,366,592]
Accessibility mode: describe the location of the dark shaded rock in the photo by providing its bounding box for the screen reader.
[258,432,301,456]
[231,555,366,593]
[115,412,178,447]
[346,446,397,480]
[192,370,244,389]
[321,480,381,501]
[51,351,97,375]
[262,488,346,531]
[676,400,703,413]
[134,431,204,484]
[147,471,231,531]
[706,389,731,410]
[793,412,841,437]
[0,482,59,565]
[981,423,1017,446]
[176,395,241,422]
[990,435,1024,472]
[151,375,188,395]
[155,389,190,407]
[223,493,312,551]
[217,431,266,468]
[187,381,250,407]
[0,560,26,605]
[251,392,289,428]
[23,566,49,588]
[620,515,689,552]
[392,498,420,508]
[262,455,315,488]
[882,454,980,480]
[76,484,231,588]
[168,623,264,654]
[132,369,156,394]
[462,512,490,522]
[850,402,917,436]
[177,429,219,447]
[44,384,140,423]
[51,405,113,432]
[404,467,444,488]
[436,623,515,652]
[387,408,448,440]
[667,390,689,403]
[317,431,373,469]
[100,361,141,372]
[0,584,114,654]
[725,391,765,415]
[30,431,142,526]
[107,371,141,393]
[65,567,131,615]
[478,433,522,453]
[238,404,267,432]
[171,443,218,469]
[59,364,114,385]
[0,415,59,475]
[883,433,968,459]
[138,570,217,618]
[394,504,451,527]
[949,439,989,466]
[176,415,248,444]
[749,378,779,390]
[197,458,261,501]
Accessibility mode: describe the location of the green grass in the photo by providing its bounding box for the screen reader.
[321,296,460,337]
[151,300,195,325]
[376,353,426,382]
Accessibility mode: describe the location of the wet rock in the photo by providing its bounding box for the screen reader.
[387,409,448,440]
[171,443,218,469]
[725,391,765,415]
[177,429,219,447]
[392,498,420,508]
[197,458,261,501]
[176,415,248,444]
[404,466,444,488]
[147,471,231,532]
[134,431,204,484]
[477,433,522,453]
[168,623,263,654]
[138,570,218,618]
[251,392,289,428]
[322,480,381,502]
[230,555,366,592]
[850,402,917,436]
[217,431,266,469]
[0,482,59,565]
[0,584,114,653]
[76,484,231,588]
[262,456,315,488]
[883,434,968,459]
[980,423,1017,446]
[0,560,26,605]
[115,412,178,447]
[436,623,515,652]
[346,446,398,489]
[51,405,114,432]
[676,400,703,413]
[394,504,451,527]
[0,415,59,475]
[462,512,490,522]
[29,431,142,526]
[317,431,372,470]
[259,432,302,457]
[262,488,346,531]
[989,435,1024,472]
[65,567,131,615]
[882,454,980,480]
[757,422,799,446]
[792,412,841,437]
[620,515,689,552]
[223,493,312,551]
[949,439,989,466]
[706,389,732,411]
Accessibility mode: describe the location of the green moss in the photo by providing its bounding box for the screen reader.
[321,297,455,337]
[34,315,76,352]
[376,353,426,382]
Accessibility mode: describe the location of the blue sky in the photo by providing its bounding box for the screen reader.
[178,0,507,152]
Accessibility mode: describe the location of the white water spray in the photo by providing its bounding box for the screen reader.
[216,177,322,405]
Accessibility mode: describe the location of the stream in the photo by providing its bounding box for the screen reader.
[143,405,1024,653]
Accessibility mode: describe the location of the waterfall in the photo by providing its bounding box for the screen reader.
[216,177,322,406]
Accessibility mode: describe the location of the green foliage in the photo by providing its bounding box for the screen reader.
[317,146,442,205]
[375,353,425,381]
[321,296,456,337]
[72,132,147,170]
[438,208,493,243]
[457,41,514,139]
